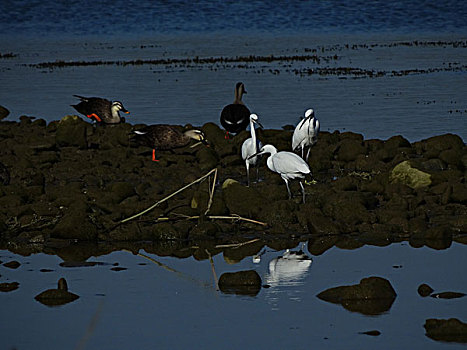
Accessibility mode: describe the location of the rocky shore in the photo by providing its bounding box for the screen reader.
[0,110,466,255]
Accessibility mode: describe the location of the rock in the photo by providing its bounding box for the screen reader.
[108,182,136,204]
[0,162,10,185]
[218,270,262,296]
[317,276,397,315]
[390,161,431,189]
[3,260,21,269]
[34,278,79,306]
[0,105,10,120]
[431,291,466,299]
[336,138,366,162]
[359,330,381,336]
[417,283,434,297]
[51,202,98,240]
[222,179,266,218]
[424,318,467,343]
[55,115,88,148]
[0,282,19,292]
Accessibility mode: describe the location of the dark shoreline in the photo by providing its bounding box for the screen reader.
[0,113,466,259]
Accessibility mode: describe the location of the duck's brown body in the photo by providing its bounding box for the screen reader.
[132,124,207,161]
[71,95,129,124]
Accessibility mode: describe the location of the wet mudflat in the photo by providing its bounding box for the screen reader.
[1,242,467,350]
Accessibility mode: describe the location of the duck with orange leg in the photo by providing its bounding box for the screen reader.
[131,124,208,162]
[71,95,129,124]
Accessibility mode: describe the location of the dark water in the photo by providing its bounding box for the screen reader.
[1,0,467,36]
[1,243,467,350]
[1,1,466,141]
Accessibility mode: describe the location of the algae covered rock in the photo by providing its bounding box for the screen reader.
[424,318,467,343]
[317,276,397,315]
[218,270,262,296]
[390,160,431,189]
[55,115,88,148]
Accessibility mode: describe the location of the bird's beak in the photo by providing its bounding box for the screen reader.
[247,150,264,160]
[256,121,264,129]
[122,108,130,114]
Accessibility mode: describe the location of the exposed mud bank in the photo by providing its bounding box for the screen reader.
[0,112,465,254]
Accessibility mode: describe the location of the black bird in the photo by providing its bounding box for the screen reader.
[220,82,250,138]
[132,125,208,161]
[71,95,129,124]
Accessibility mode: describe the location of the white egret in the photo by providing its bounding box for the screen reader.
[292,108,320,161]
[250,144,311,203]
[241,113,264,186]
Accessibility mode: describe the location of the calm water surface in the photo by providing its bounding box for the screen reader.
[1,242,467,349]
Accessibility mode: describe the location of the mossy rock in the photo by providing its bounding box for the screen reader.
[55,115,88,149]
[390,161,431,189]
[222,179,266,218]
[336,138,367,162]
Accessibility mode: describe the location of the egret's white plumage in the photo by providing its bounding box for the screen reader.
[292,108,320,161]
[251,144,311,203]
[241,113,263,186]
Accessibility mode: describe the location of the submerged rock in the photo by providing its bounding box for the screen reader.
[431,291,466,299]
[424,318,467,343]
[34,277,79,306]
[390,160,431,189]
[218,270,262,296]
[0,282,19,292]
[418,283,434,297]
[317,276,397,315]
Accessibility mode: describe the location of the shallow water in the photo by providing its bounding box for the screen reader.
[1,242,467,349]
[1,33,466,142]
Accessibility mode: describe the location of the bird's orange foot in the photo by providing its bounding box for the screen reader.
[152,149,160,162]
[87,113,102,122]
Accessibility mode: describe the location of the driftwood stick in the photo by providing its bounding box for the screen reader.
[213,238,261,249]
[120,168,217,224]
[204,168,218,215]
[205,249,219,291]
[159,213,267,226]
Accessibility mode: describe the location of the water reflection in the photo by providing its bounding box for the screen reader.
[253,246,313,309]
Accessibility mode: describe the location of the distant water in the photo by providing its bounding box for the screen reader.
[0,0,466,141]
[1,0,466,37]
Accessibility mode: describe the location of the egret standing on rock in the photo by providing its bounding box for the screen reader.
[241,113,264,186]
[220,82,250,138]
[250,144,311,203]
[292,108,320,161]
[71,95,130,124]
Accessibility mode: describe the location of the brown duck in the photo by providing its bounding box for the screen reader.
[132,124,208,161]
[71,95,129,124]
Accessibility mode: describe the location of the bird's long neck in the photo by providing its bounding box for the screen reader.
[250,120,257,147]
[234,87,244,105]
[111,106,120,118]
